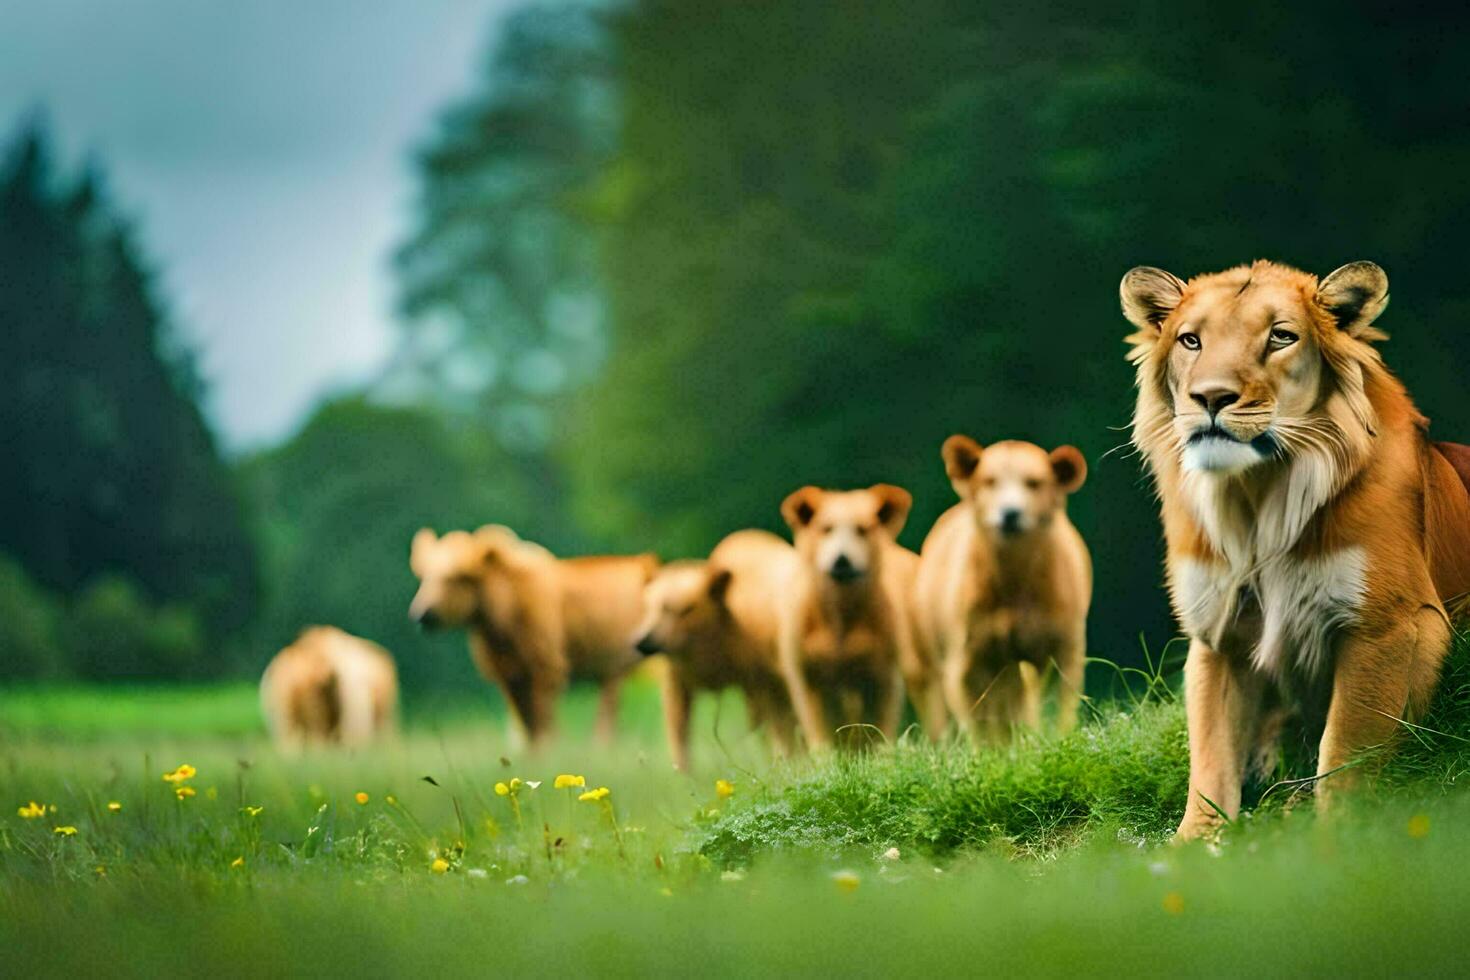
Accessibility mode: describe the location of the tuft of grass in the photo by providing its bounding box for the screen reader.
[704,629,1470,866]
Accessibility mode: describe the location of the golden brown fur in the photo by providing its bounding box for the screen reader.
[409,525,654,746]
[1121,259,1470,839]
[777,484,937,749]
[260,626,398,752]
[632,529,799,770]
[915,437,1091,744]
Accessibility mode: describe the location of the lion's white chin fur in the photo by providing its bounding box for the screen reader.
[1181,435,1266,474]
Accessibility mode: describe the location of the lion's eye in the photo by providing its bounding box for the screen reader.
[1269,327,1298,348]
[1177,332,1201,351]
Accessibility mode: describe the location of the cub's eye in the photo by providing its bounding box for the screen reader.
[1269,327,1298,348]
[1025,479,1042,491]
[854,525,868,537]
[983,477,998,488]
[818,524,834,535]
[1177,332,1201,351]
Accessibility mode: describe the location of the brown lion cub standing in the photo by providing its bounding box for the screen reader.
[1120,259,1470,840]
[631,529,799,770]
[260,626,398,752]
[777,484,942,749]
[409,525,654,746]
[917,438,1091,745]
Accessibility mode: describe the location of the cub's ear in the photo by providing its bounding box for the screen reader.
[781,486,823,530]
[1119,266,1186,334]
[941,435,983,497]
[707,567,733,603]
[410,528,436,572]
[1049,445,1087,494]
[870,483,912,536]
[1317,261,1389,339]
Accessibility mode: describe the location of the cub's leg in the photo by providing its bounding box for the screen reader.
[746,684,797,757]
[1176,639,1266,840]
[593,674,623,747]
[943,639,982,748]
[1054,622,1088,734]
[1315,607,1449,812]
[660,666,694,772]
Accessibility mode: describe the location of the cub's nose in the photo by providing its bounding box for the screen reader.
[999,509,1024,535]
[1190,385,1240,417]
[634,634,662,656]
[413,607,441,630]
[830,553,857,580]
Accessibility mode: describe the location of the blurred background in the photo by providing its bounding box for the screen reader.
[3,0,1468,699]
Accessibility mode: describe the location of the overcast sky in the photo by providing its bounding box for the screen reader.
[0,0,517,450]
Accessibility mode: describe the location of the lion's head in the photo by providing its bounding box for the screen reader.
[1120,260,1390,482]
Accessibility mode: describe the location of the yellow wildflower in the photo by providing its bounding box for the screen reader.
[385,795,398,807]
[579,787,611,803]
[230,856,245,869]
[175,786,196,800]
[107,801,122,813]
[354,792,370,805]
[241,805,263,817]
[1162,891,1185,915]
[509,777,522,792]
[53,825,77,836]
[162,763,196,784]
[94,865,107,877]
[430,858,450,874]
[554,774,586,789]
[831,870,860,892]
[715,779,735,799]
[1408,814,1431,839]
[494,782,511,797]
[17,801,47,819]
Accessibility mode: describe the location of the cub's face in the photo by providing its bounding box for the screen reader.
[631,562,730,658]
[781,485,911,583]
[1121,261,1390,475]
[408,528,507,629]
[942,437,1085,538]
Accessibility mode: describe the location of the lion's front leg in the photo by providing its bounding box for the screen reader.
[1176,638,1266,841]
[1315,607,1449,812]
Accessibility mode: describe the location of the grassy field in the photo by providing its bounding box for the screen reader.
[7,656,1470,977]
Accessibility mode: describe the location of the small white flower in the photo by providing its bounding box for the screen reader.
[1147,861,1170,877]
[720,870,746,882]
[466,868,488,879]
[524,780,542,790]
[505,874,530,885]
[880,847,901,862]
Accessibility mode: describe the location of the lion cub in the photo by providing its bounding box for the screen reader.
[409,525,654,746]
[916,437,1091,744]
[632,529,799,770]
[260,626,398,753]
[777,484,940,749]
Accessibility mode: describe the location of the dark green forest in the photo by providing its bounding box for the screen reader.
[5,0,1470,690]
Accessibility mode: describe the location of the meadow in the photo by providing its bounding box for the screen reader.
[7,651,1470,977]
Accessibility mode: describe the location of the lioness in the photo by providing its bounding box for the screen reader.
[1120,259,1470,839]
[916,437,1091,744]
[409,525,654,746]
[777,484,937,749]
[631,529,799,770]
[260,626,398,752]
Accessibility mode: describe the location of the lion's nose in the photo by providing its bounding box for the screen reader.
[1190,385,1240,417]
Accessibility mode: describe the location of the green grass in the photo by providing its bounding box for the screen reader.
[8,640,1470,976]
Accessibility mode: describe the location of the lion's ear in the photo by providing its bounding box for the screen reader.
[781,486,823,531]
[1120,267,1185,336]
[707,567,733,604]
[870,484,913,537]
[941,435,983,498]
[1049,446,1087,494]
[1317,261,1389,339]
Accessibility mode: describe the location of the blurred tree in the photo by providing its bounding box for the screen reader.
[0,120,258,662]
[557,0,1470,668]
[391,2,617,455]
[239,396,564,692]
